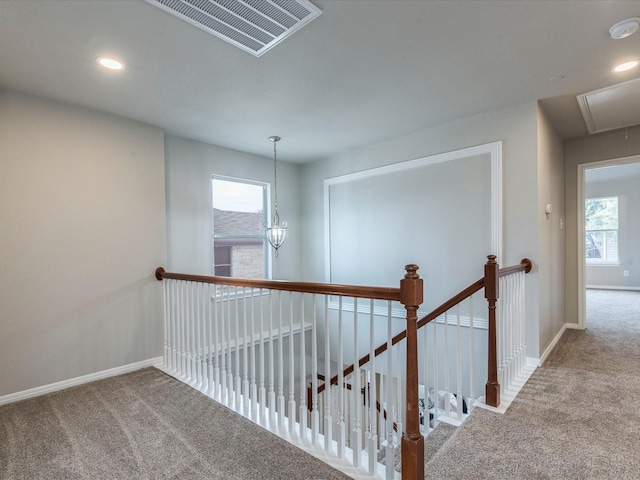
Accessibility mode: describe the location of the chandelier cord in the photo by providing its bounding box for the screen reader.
[273,139,279,215]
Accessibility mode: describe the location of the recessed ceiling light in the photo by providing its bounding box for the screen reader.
[96,57,124,70]
[614,60,639,73]
[609,17,640,40]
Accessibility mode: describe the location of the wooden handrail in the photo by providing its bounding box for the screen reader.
[498,258,532,277]
[155,267,401,301]
[314,258,532,396]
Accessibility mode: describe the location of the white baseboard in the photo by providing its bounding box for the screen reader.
[539,324,567,366]
[586,285,640,291]
[0,356,163,406]
[526,357,540,368]
[565,322,582,330]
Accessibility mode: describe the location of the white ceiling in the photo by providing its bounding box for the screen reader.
[1,0,639,163]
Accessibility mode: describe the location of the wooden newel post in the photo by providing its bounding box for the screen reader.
[400,264,424,480]
[484,255,500,408]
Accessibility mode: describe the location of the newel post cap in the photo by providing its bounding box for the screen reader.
[400,264,423,307]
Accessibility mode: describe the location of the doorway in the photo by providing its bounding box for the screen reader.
[578,156,640,329]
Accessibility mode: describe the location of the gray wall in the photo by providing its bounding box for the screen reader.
[536,106,566,356]
[0,90,166,397]
[584,165,640,289]
[326,153,492,305]
[565,125,640,324]
[301,101,546,358]
[164,135,301,280]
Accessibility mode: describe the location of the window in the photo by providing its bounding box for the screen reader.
[212,176,268,279]
[585,196,619,264]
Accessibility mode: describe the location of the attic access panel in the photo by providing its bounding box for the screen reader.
[146,0,321,56]
[577,78,640,135]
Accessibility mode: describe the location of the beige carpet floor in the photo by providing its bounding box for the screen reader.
[0,367,351,480]
[424,289,640,479]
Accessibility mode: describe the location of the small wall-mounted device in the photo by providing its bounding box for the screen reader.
[545,204,553,214]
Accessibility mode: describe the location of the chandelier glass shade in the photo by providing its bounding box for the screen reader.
[265,136,287,256]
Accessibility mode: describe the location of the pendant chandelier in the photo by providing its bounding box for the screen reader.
[265,135,287,257]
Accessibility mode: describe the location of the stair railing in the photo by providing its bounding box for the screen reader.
[308,256,532,476]
[155,264,424,479]
[155,255,531,480]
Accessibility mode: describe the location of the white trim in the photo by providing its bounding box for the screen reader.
[0,357,163,406]
[526,356,541,368]
[578,163,586,329]
[323,141,503,282]
[586,285,640,291]
[539,324,566,366]
[566,322,582,330]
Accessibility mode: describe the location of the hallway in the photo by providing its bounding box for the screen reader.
[423,289,640,479]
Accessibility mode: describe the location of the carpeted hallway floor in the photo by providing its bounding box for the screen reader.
[425,289,640,479]
[0,368,350,480]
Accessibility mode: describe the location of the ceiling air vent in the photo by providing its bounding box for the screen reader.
[146,0,322,56]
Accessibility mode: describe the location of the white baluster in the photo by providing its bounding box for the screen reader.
[299,293,307,439]
[162,278,169,370]
[166,279,175,373]
[171,280,177,375]
[444,311,450,417]
[423,320,431,434]
[226,287,233,407]
[351,298,361,467]
[180,281,187,381]
[234,286,242,410]
[395,342,403,443]
[368,299,377,475]
[456,304,463,420]
[323,295,333,453]
[499,276,507,389]
[213,286,221,401]
[189,282,197,386]
[259,288,267,423]
[219,286,227,404]
[277,291,285,428]
[249,287,257,418]
[469,295,475,408]
[201,282,209,392]
[385,301,395,480]
[196,282,204,391]
[180,281,187,380]
[207,283,214,398]
[519,272,526,379]
[432,312,438,424]
[287,292,296,433]
[508,275,514,388]
[268,290,276,425]
[310,294,319,446]
[242,288,250,414]
[337,296,346,459]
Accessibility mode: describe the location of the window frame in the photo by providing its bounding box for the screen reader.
[212,175,271,279]
[585,196,620,266]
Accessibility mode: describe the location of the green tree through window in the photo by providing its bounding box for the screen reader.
[585,197,618,263]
